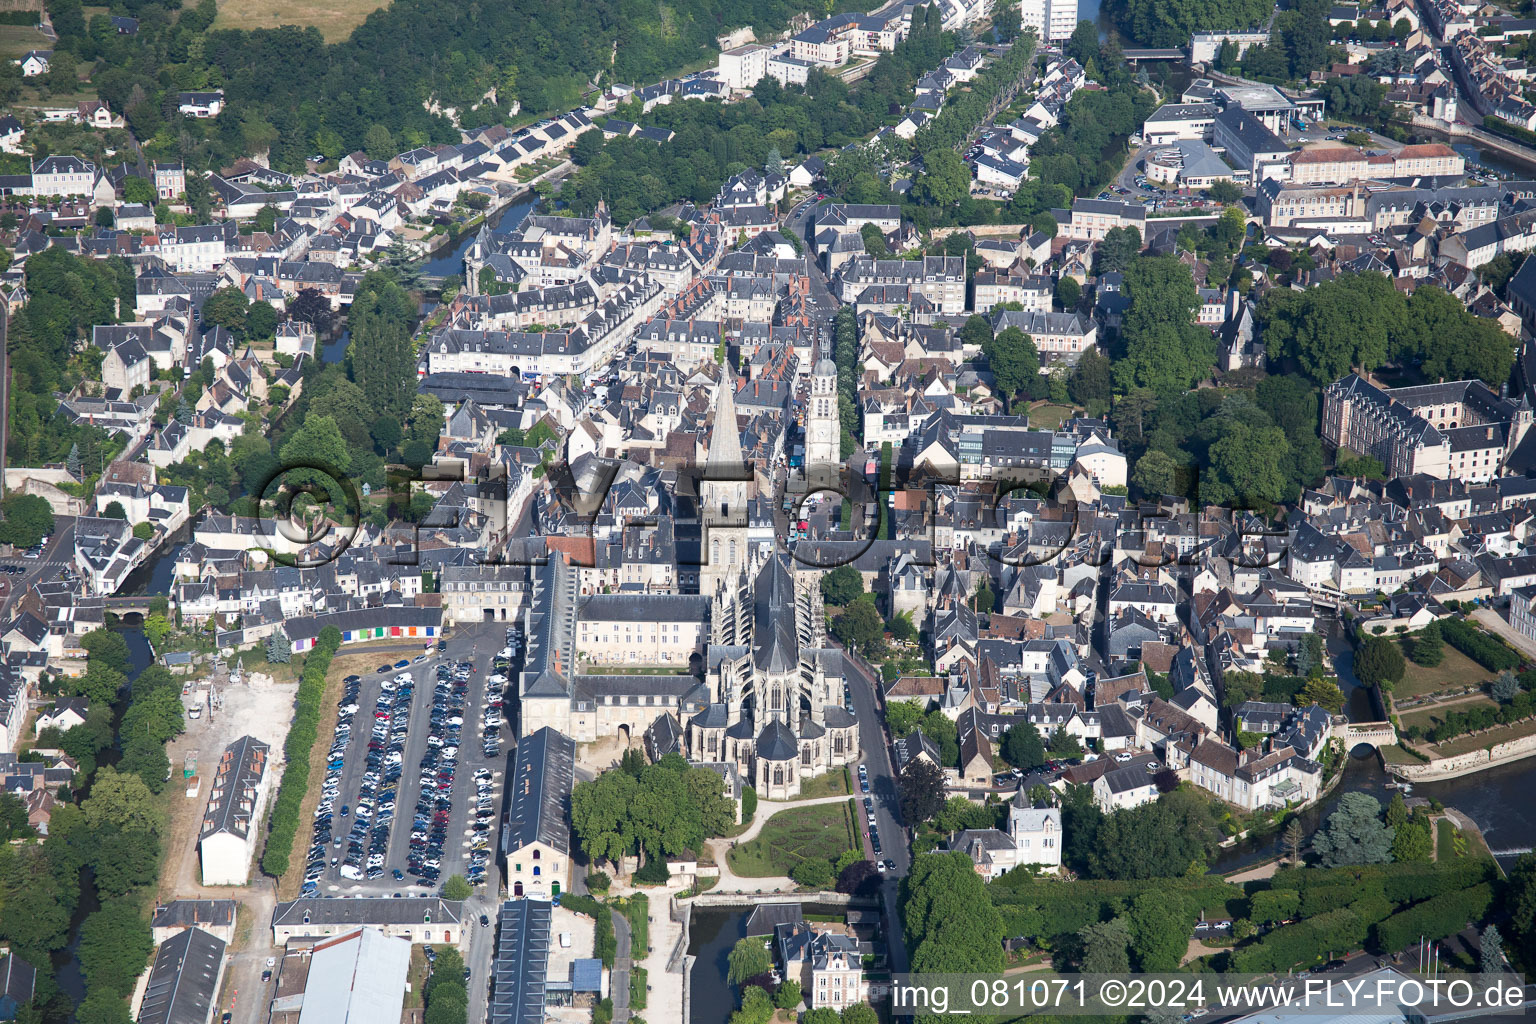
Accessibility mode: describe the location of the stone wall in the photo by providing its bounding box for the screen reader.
[1386,731,1536,781]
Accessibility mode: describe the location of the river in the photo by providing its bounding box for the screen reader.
[1210,620,1536,873]
[56,627,155,1014]
[421,194,540,279]
[688,903,850,1024]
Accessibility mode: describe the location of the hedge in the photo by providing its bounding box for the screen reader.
[1229,907,1368,973]
[1438,618,1521,673]
[627,893,649,955]
[1370,883,1493,953]
[989,875,1246,945]
[563,894,617,966]
[1484,115,1536,147]
[260,626,342,878]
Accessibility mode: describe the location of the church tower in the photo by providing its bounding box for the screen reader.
[804,348,840,484]
[701,370,751,597]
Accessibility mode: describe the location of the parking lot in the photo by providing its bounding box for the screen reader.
[301,623,524,896]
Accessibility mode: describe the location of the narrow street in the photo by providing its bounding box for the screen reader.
[838,642,912,975]
[611,907,633,1023]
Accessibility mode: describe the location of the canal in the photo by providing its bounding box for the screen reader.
[56,627,154,1014]
[688,903,850,1024]
[421,194,540,279]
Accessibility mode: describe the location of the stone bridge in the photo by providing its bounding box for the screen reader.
[1340,721,1398,749]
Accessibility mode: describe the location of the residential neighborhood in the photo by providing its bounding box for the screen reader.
[2,0,1536,1020]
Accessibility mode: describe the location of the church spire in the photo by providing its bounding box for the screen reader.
[708,367,745,472]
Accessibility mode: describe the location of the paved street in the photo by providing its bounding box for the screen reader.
[0,517,75,620]
[612,907,633,1024]
[840,642,912,974]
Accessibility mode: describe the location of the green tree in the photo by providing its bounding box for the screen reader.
[960,314,993,351]
[820,565,864,606]
[983,326,1040,408]
[1078,916,1131,973]
[728,936,772,984]
[1207,179,1243,203]
[364,123,396,160]
[1001,722,1047,770]
[991,0,1021,38]
[81,629,131,673]
[912,148,971,208]
[266,628,292,664]
[1095,226,1141,274]
[1411,623,1444,666]
[1129,888,1193,971]
[1390,815,1432,863]
[903,852,1005,972]
[831,598,884,657]
[861,222,889,257]
[202,287,251,337]
[1132,450,1184,498]
[1297,677,1345,713]
[254,204,280,234]
[1069,347,1111,405]
[0,493,54,548]
[348,276,418,423]
[791,856,834,889]
[78,898,154,996]
[1048,727,1083,759]
[1481,923,1504,973]
[1355,636,1406,691]
[1202,420,1294,508]
[123,176,155,206]
[1311,792,1393,868]
[441,874,473,900]
[1087,788,1220,879]
[776,979,802,1009]
[246,300,279,340]
[1055,275,1081,310]
[898,758,945,824]
[1114,256,1215,394]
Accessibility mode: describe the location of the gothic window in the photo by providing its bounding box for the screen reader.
[772,687,783,711]
[729,539,737,563]
[773,766,784,786]
[801,745,812,767]
[834,734,844,755]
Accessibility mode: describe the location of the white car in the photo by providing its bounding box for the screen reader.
[1114,752,1133,763]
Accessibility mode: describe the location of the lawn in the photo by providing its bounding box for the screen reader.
[1394,645,1489,700]
[726,802,856,878]
[212,0,384,41]
[405,945,428,1009]
[1436,818,1459,861]
[1424,715,1536,758]
[625,893,649,958]
[1397,695,1499,736]
[0,22,50,60]
[1027,402,1075,431]
[794,766,850,800]
[1379,743,1427,764]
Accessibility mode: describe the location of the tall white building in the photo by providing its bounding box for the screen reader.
[804,350,840,481]
[1020,0,1078,42]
